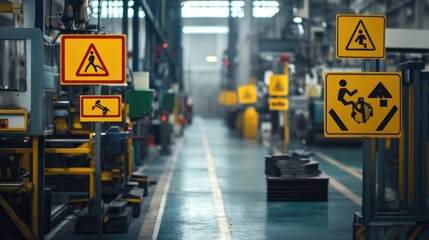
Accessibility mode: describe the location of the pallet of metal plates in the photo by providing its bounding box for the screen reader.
[122,187,144,217]
[266,175,329,201]
[104,199,133,233]
[276,157,321,177]
[265,154,291,177]
[74,201,106,234]
[265,149,329,202]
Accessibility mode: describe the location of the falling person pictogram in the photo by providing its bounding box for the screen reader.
[355,30,367,49]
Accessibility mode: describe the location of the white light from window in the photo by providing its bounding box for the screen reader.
[253,1,279,7]
[253,7,279,18]
[181,1,244,18]
[88,0,145,19]
[293,17,303,23]
[206,56,218,62]
[183,26,229,34]
[181,1,279,18]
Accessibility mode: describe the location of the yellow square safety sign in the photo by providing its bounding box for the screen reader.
[324,72,401,138]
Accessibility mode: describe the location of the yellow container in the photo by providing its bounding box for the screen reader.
[243,107,259,139]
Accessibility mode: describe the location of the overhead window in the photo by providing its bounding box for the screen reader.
[181,1,279,18]
[88,0,145,19]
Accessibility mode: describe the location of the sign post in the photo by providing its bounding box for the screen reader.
[60,34,126,239]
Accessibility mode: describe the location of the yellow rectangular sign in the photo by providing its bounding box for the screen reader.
[61,35,126,85]
[238,85,257,104]
[269,75,288,96]
[269,98,288,111]
[218,91,226,105]
[324,72,401,138]
[336,15,385,59]
[225,91,237,107]
[80,95,122,122]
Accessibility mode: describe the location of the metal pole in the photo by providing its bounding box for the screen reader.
[35,0,44,32]
[122,0,129,36]
[361,59,378,239]
[94,85,103,239]
[132,0,140,71]
[283,62,289,153]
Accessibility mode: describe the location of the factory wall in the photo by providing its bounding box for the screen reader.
[183,33,227,118]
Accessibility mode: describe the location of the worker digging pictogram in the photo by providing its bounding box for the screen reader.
[76,43,109,77]
[324,73,401,137]
[345,20,376,51]
[92,100,110,115]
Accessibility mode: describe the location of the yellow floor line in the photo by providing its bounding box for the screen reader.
[314,151,362,180]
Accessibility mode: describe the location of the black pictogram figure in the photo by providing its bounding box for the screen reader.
[337,79,373,124]
[274,80,284,91]
[368,82,392,107]
[76,43,109,77]
[85,51,104,73]
[352,97,373,124]
[244,90,252,99]
[355,30,367,48]
[92,100,110,115]
[338,79,358,108]
[345,20,376,51]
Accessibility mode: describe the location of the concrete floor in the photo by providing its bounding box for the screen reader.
[48,117,363,240]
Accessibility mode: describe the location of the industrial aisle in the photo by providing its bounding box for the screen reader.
[143,118,362,240]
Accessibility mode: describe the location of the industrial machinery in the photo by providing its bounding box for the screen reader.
[0,27,55,239]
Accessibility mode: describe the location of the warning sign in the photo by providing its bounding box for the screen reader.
[61,35,126,85]
[269,75,288,96]
[238,85,257,104]
[324,72,401,138]
[336,15,385,59]
[76,44,109,76]
[269,98,288,111]
[80,95,122,122]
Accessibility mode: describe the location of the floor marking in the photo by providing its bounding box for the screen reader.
[139,140,182,239]
[45,216,74,239]
[201,123,232,240]
[326,173,362,206]
[315,151,362,180]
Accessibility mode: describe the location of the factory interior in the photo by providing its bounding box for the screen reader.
[1,0,429,239]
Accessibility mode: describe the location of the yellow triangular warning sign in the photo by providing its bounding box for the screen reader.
[76,43,109,76]
[274,81,284,91]
[244,90,251,99]
[345,20,375,51]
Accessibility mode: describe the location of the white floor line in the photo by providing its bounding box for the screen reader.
[151,142,181,239]
[315,151,363,180]
[201,123,232,240]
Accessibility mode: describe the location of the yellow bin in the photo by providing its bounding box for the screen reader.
[243,107,259,139]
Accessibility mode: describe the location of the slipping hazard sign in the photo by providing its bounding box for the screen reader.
[324,72,402,138]
[238,85,257,104]
[80,95,122,122]
[61,35,126,85]
[269,75,288,96]
[336,15,385,59]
